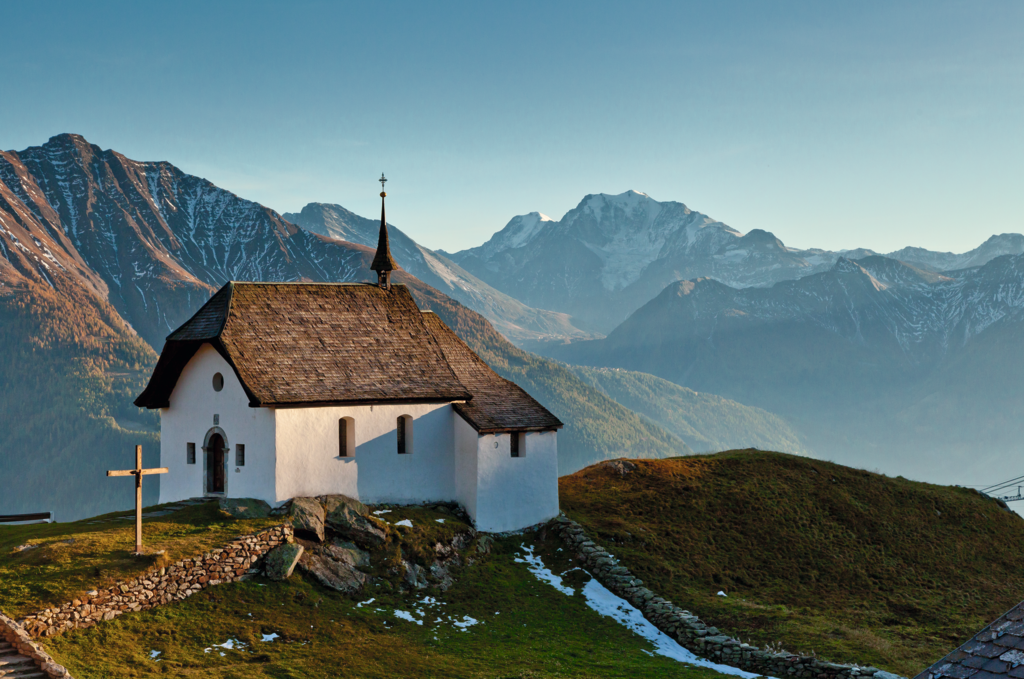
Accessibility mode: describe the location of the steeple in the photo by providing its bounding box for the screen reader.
[370,173,397,289]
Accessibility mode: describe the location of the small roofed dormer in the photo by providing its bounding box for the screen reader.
[371,173,398,290]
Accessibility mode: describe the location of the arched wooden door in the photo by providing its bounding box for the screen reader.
[206,433,226,494]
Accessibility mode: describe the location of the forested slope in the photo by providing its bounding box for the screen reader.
[0,274,159,520]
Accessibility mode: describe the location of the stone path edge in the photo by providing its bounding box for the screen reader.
[0,613,74,678]
[550,515,906,679]
[16,525,293,639]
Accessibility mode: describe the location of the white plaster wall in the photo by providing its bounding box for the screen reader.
[473,431,560,533]
[159,344,277,504]
[273,403,456,505]
[453,415,480,522]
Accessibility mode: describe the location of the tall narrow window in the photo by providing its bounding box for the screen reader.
[510,433,522,458]
[236,444,245,466]
[397,415,413,454]
[187,442,196,464]
[339,417,355,457]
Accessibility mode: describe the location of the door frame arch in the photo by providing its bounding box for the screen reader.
[202,427,229,496]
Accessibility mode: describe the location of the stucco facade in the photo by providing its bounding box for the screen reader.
[158,342,559,532]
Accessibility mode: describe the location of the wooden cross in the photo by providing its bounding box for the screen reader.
[107,445,168,555]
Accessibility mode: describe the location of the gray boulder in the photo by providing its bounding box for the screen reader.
[219,497,271,519]
[326,503,388,547]
[319,494,368,517]
[264,543,304,580]
[290,497,326,542]
[299,551,368,593]
[324,539,371,569]
[403,560,429,589]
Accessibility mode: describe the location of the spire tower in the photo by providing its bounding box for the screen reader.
[370,173,397,289]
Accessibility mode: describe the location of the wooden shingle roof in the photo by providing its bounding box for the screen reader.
[420,311,563,433]
[917,601,1024,679]
[136,282,472,408]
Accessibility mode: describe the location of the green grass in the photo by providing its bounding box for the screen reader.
[559,450,1024,677]
[0,501,280,618]
[34,518,734,678]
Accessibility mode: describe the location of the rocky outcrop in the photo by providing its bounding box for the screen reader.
[550,516,905,679]
[290,498,327,542]
[325,499,388,547]
[298,551,368,593]
[264,543,304,581]
[0,613,73,678]
[19,525,292,639]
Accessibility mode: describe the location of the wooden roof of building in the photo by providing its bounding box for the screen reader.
[420,311,563,433]
[917,600,1024,679]
[135,282,561,432]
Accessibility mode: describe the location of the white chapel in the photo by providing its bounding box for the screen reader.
[135,187,562,533]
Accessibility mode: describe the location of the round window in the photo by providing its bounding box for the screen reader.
[213,372,224,392]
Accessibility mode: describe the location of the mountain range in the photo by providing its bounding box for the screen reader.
[444,190,1024,334]
[541,253,1024,482]
[0,134,798,520]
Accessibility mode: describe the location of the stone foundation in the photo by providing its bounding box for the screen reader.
[19,525,292,639]
[550,516,904,679]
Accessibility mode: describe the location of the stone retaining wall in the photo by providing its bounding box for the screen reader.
[550,516,904,679]
[19,525,292,639]
[0,613,74,678]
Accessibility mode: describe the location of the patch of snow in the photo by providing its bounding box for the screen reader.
[394,610,423,625]
[581,579,765,677]
[435,518,446,524]
[261,633,279,642]
[717,591,728,597]
[149,650,161,660]
[453,616,480,631]
[514,544,575,595]
[204,638,247,654]
[395,519,413,528]
[517,543,770,678]
[372,510,391,515]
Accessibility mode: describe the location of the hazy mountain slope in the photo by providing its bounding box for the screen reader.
[887,233,1024,273]
[284,202,591,344]
[0,272,159,521]
[447,190,1024,334]
[405,284,690,474]
[567,366,806,454]
[544,254,1024,481]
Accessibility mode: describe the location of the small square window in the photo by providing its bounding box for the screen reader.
[186,442,196,465]
[236,444,245,466]
[213,414,220,426]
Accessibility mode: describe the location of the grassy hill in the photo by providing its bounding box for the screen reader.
[559,450,1024,677]
[0,275,160,521]
[569,366,806,454]
[0,502,735,679]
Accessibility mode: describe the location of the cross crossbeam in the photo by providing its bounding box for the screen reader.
[107,445,168,555]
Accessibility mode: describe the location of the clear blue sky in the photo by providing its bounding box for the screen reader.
[2,1,1021,254]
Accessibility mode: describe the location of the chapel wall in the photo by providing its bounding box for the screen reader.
[160,343,277,504]
[273,402,456,505]
[453,414,480,522]
[473,430,559,533]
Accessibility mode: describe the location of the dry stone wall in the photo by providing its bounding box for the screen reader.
[19,525,292,639]
[0,613,74,678]
[550,516,905,679]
